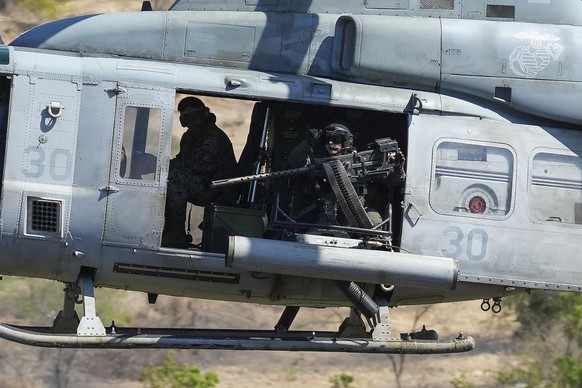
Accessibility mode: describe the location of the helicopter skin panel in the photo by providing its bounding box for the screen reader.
[441,19,582,124]
[402,114,582,292]
[169,0,582,26]
[10,10,582,125]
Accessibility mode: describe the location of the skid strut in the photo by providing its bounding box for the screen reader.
[51,271,106,336]
[76,271,106,336]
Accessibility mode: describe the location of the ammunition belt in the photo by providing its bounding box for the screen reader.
[322,159,373,229]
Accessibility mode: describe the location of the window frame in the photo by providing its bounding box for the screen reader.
[116,104,163,184]
[529,148,582,227]
[429,138,516,220]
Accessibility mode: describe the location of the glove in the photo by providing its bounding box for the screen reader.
[306,128,322,146]
[395,149,406,175]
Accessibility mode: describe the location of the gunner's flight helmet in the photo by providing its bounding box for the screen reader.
[324,123,354,151]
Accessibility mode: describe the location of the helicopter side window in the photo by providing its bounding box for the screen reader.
[119,106,160,181]
[530,152,582,225]
[430,141,514,218]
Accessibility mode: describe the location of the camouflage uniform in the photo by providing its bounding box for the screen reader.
[165,120,237,227]
[287,124,387,228]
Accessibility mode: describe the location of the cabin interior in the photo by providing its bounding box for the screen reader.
[171,95,410,253]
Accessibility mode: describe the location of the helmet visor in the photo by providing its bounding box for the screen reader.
[325,127,348,144]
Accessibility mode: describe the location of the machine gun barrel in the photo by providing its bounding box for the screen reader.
[211,165,313,188]
[211,137,399,188]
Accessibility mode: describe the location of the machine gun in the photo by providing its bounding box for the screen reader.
[211,137,400,188]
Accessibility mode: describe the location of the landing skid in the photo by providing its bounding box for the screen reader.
[0,324,475,353]
[0,272,474,353]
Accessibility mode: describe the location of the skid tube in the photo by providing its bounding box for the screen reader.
[0,324,475,353]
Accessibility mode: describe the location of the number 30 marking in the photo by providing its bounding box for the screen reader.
[441,226,488,261]
[23,147,72,181]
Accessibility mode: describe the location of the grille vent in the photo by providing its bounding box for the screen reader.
[420,0,454,9]
[27,198,62,236]
[486,5,515,18]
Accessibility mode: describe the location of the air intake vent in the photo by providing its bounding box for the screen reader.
[420,0,454,9]
[486,5,515,18]
[27,198,62,236]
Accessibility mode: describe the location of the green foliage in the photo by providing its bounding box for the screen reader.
[555,355,582,388]
[495,364,544,388]
[0,277,132,326]
[0,277,63,322]
[559,293,582,346]
[449,371,474,388]
[329,373,355,388]
[283,356,303,381]
[142,352,219,388]
[506,291,572,334]
[93,288,133,326]
[496,291,582,387]
[20,0,64,19]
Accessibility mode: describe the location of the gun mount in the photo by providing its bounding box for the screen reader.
[210,138,402,243]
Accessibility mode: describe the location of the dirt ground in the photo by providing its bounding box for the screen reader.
[0,2,524,387]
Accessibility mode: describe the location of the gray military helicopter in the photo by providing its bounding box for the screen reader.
[0,0,580,353]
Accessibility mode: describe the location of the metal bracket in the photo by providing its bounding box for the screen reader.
[76,271,106,336]
[51,283,81,334]
[100,185,120,193]
[371,298,401,341]
[404,93,424,115]
[105,85,127,95]
[47,101,64,118]
[337,308,368,338]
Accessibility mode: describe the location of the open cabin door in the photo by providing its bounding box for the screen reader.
[103,84,174,248]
